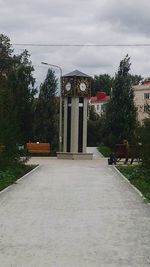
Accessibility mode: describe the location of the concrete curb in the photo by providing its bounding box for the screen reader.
[96,147,104,158]
[0,165,40,196]
[112,165,150,205]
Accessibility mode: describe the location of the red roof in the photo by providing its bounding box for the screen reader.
[90,91,110,103]
[144,80,150,85]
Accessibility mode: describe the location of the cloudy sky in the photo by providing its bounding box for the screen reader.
[1,0,150,87]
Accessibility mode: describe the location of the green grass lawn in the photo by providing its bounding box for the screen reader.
[98,145,112,157]
[117,165,150,201]
[0,164,37,192]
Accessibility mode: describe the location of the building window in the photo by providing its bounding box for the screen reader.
[97,105,99,110]
[144,93,150,99]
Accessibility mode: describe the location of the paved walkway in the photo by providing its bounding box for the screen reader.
[0,148,150,267]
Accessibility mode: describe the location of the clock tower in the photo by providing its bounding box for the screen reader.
[57,70,93,160]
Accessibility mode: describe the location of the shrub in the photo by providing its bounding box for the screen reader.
[140,118,150,168]
[98,145,112,157]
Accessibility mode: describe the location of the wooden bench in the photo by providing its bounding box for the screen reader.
[115,144,141,164]
[26,143,50,155]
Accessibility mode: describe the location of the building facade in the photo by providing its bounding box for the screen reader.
[133,79,150,123]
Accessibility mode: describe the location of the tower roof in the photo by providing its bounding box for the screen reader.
[63,69,91,78]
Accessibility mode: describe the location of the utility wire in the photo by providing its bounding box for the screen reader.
[12,43,150,47]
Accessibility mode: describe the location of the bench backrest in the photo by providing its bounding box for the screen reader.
[115,144,141,158]
[26,143,50,153]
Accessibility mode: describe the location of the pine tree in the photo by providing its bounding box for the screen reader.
[105,55,137,146]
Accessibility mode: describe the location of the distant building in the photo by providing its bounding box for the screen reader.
[89,91,110,116]
[133,78,150,123]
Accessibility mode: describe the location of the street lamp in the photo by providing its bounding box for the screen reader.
[41,61,63,152]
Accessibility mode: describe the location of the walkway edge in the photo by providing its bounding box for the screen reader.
[112,166,150,205]
[0,165,40,196]
[96,147,104,158]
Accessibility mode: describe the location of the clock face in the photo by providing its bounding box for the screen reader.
[80,82,86,92]
[65,82,71,91]
[61,76,91,97]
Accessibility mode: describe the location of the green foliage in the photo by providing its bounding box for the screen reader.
[0,164,35,191]
[0,34,13,74]
[117,165,150,201]
[0,34,36,168]
[91,73,142,97]
[0,170,16,191]
[10,50,37,143]
[87,119,101,146]
[129,74,143,85]
[87,106,104,146]
[140,118,150,168]
[0,85,20,167]
[135,116,150,168]
[91,74,113,96]
[34,68,59,150]
[104,55,137,146]
[98,145,112,157]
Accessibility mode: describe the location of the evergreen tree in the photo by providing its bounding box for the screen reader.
[91,74,114,96]
[104,55,137,146]
[34,69,59,150]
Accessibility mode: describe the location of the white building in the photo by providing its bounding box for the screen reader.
[89,91,110,116]
[133,79,150,123]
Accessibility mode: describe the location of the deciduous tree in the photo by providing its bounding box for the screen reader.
[0,34,36,168]
[91,74,113,96]
[104,55,137,146]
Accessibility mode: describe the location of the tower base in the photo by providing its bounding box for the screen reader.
[57,152,93,160]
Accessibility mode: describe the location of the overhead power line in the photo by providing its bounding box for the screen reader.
[12,43,150,47]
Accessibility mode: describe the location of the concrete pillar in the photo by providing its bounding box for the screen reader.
[71,97,79,153]
[58,95,92,160]
[83,98,88,153]
[63,98,67,152]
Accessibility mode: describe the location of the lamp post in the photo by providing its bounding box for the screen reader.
[41,62,63,152]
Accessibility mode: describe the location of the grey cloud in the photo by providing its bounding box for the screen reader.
[1,0,150,87]
[96,0,150,36]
